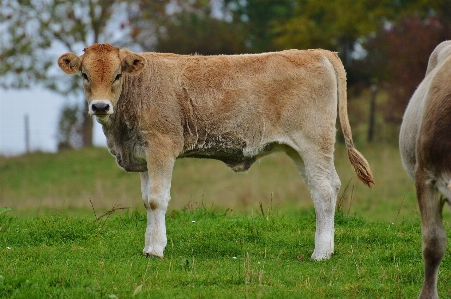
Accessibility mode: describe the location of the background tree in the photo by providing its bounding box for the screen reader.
[128,0,249,55]
[357,0,451,124]
[129,0,296,54]
[270,0,451,80]
[0,0,130,148]
[363,15,451,123]
[223,0,295,53]
[154,10,249,55]
[270,0,451,135]
[271,0,395,74]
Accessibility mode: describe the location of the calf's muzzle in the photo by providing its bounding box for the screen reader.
[92,102,110,113]
[89,100,114,115]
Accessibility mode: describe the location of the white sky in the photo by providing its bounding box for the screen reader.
[0,88,106,156]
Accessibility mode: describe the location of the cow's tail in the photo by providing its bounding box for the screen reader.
[327,51,375,188]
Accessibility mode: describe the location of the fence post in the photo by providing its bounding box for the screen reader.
[367,84,377,143]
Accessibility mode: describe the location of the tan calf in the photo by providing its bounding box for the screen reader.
[400,40,451,299]
[58,44,373,260]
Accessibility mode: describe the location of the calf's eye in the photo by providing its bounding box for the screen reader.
[114,74,122,81]
[82,73,89,81]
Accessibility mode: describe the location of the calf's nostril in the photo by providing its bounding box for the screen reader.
[91,103,110,113]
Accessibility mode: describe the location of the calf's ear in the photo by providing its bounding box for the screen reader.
[119,49,146,75]
[58,53,81,74]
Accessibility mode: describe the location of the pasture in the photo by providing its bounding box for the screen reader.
[0,143,420,221]
[1,207,451,298]
[1,143,451,298]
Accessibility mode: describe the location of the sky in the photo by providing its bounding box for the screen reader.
[0,88,107,156]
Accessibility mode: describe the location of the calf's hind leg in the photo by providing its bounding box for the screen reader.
[415,171,447,299]
[286,147,341,260]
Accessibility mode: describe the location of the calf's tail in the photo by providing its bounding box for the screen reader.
[326,51,375,188]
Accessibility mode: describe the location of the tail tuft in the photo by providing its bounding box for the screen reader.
[347,147,375,188]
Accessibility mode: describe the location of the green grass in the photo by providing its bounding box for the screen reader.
[1,208,450,298]
[1,143,450,297]
[0,143,421,222]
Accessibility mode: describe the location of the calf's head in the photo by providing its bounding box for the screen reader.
[58,44,145,116]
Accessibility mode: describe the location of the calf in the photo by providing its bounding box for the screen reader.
[400,40,451,298]
[58,44,374,260]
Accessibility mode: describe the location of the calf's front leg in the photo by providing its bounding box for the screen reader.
[140,154,175,258]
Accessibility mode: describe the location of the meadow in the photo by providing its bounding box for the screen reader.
[2,207,451,299]
[1,143,451,298]
[0,143,418,222]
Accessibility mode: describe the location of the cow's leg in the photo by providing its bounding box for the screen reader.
[140,151,175,258]
[416,171,446,299]
[140,171,152,254]
[286,146,340,260]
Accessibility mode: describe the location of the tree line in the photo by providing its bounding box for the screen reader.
[1,0,450,148]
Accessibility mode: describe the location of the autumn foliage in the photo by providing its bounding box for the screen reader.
[366,16,451,123]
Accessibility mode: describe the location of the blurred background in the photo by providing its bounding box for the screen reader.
[1,0,450,219]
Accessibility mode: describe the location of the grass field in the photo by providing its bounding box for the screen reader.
[1,143,451,298]
[0,143,420,222]
[1,208,451,298]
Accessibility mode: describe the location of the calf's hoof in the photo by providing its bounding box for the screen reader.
[142,245,164,258]
[311,250,333,261]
